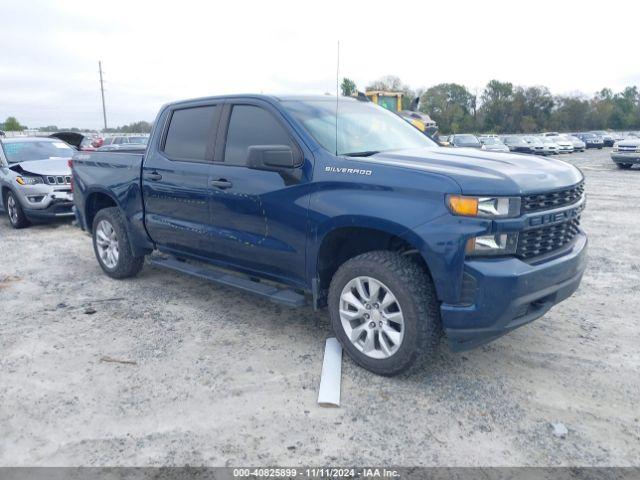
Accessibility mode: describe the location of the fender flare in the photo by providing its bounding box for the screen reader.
[83,187,153,257]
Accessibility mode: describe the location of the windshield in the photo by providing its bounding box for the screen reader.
[128,136,148,144]
[281,99,436,156]
[480,137,499,145]
[2,140,75,164]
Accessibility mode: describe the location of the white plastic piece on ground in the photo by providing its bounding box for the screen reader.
[317,337,342,407]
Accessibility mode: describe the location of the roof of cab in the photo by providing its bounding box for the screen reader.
[166,93,357,108]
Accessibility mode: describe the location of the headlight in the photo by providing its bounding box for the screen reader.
[466,232,519,256]
[16,175,44,185]
[447,195,521,218]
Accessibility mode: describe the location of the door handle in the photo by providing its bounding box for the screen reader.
[146,172,162,181]
[210,179,233,189]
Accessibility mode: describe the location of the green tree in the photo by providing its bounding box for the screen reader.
[479,80,514,133]
[549,96,590,131]
[3,116,24,131]
[523,86,554,131]
[104,121,153,133]
[340,77,357,97]
[419,83,476,134]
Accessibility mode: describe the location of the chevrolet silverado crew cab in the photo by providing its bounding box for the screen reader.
[72,95,587,376]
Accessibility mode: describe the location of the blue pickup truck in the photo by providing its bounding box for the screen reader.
[72,95,587,375]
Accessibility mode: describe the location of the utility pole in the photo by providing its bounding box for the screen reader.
[99,61,107,130]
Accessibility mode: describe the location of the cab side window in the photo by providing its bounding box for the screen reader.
[163,105,217,161]
[224,105,290,166]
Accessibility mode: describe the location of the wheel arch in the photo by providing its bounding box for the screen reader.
[84,189,119,232]
[311,217,435,309]
[1,185,11,207]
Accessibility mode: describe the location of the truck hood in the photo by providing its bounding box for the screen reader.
[368,147,583,195]
[8,158,71,176]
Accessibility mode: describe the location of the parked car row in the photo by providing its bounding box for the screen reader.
[46,132,149,151]
[438,130,640,169]
[438,130,640,157]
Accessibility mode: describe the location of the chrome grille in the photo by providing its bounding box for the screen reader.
[517,218,581,259]
[522,182,584,213]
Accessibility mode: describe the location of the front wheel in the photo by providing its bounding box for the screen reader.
[616,163,633,169]
[328,251,441,376]
[92,207,144,279]
[5,191,30,229]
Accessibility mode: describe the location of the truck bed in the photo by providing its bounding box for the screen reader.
[72,151,148,250]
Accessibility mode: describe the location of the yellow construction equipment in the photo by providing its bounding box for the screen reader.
[365,90,438,137]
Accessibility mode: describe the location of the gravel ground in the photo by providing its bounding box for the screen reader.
[0,149,639,467]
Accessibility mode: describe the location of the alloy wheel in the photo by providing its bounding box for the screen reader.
[339,276,405,359]
[7,195,18,225]
[95,219,119,269]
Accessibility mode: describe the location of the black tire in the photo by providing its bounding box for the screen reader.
[92,207,144,279]
[4,190,30,229]
[616,163,632,169]
[328,251,441,376]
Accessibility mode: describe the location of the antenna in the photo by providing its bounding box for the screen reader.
[335,40,339,155]
[99,61,108,131]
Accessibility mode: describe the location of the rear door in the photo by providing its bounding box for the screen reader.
[206,100,312,286]
[142,101,221,258]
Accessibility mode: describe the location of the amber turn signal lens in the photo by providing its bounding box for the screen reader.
[448,195,479,216]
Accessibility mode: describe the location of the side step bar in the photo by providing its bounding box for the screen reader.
[148,256,306,307]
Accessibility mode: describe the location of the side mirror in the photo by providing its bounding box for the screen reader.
[247,145,302,171]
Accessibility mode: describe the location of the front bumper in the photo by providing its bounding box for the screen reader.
[442,232,588,351]
[24,200,74,219]
[611,152,640,164]
[18,186,74,219]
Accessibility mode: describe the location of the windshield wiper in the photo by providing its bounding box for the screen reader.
[343,150,380,157]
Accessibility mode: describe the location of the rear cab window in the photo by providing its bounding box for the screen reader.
[163,105,218,161]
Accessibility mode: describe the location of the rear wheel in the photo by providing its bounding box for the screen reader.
[5,191,30,229]
[329,251,441,376]
[616,163,633,169]
[92,207,144,279]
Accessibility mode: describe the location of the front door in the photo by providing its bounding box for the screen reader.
[207,102,312,286]
[142,102,220,258]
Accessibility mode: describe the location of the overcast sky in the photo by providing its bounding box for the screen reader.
[1,0,638,129]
